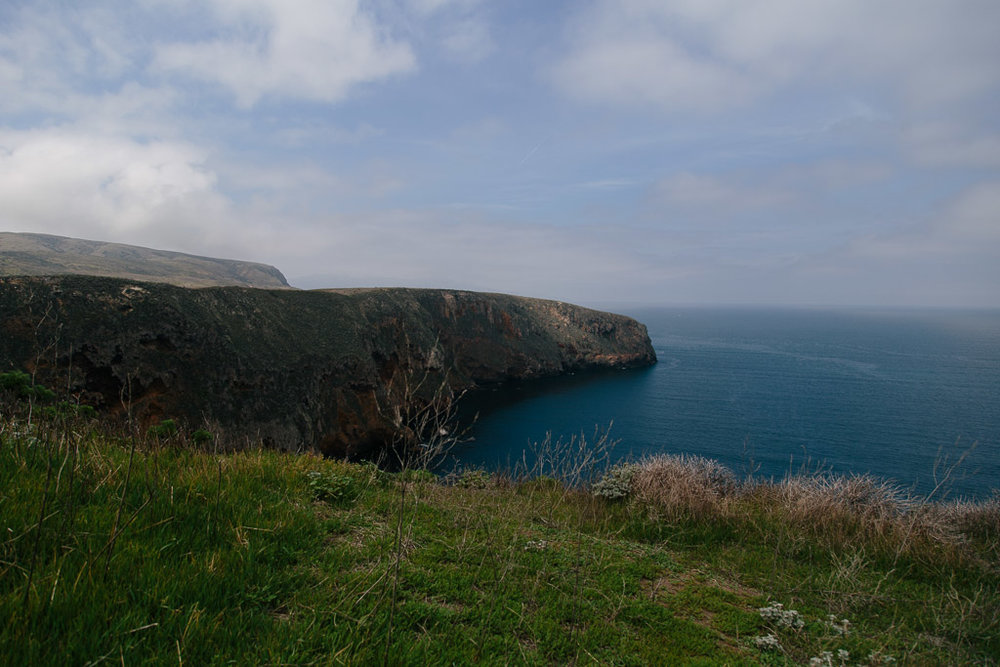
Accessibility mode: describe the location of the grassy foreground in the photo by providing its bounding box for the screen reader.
[1,410,997,665]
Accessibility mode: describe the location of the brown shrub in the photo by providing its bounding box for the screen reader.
[631,453,737,520]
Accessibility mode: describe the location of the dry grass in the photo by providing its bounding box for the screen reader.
[937,493,1000,540]
[630,453,738,521]
[602,453,998,562]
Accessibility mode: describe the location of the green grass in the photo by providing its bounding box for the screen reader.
[1,409,997,665]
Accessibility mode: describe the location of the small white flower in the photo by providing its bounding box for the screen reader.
[808,650,833,666]
[523,539,548,551]
[752,633,782,651]
[759,602,805,630]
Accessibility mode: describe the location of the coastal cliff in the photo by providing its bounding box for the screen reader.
[0,276,655,457]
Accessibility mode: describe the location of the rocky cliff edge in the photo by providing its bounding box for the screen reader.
[0,276,656,457]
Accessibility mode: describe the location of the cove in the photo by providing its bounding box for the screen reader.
[445,307,1000,500]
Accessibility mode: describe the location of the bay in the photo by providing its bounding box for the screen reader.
[447,307,1000,500]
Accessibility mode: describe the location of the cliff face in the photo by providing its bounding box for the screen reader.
[0,276,655,457]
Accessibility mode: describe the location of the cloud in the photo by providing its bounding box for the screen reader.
[849,180,1000,259]
[2,1,417,112]
[282,210,662,301]
[400,0,493,63]
[0,3,141,115]
[550,0,1000,114]
[765,179,1000,305]
[0,123,661,303]
[407,0,483,16]
[904,122,1000,169]
[652,172,795,215]
[941,181,1000,244]
[550,20,750,111]
[153,0,416,106]
[1,1,995,307]
[0,128,229,248]
[438,17,493,62]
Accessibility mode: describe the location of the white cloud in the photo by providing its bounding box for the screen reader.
[552,35,748,111]
[153,0,416,106]
[0,3,137,114]
[0,3,189,147]
[0,129,229,248]
[551,0,1000,114]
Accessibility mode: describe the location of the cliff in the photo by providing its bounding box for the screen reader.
[0,276,655,457]
[0,232,290,289]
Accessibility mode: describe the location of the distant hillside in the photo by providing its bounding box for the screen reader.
[0,232,290,288]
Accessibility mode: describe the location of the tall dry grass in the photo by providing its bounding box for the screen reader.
[630,453,738,521]
[599,452,998,560]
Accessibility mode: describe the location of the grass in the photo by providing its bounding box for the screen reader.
[1,405,997,665]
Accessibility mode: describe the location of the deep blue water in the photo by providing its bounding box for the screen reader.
[447,307,1000,500]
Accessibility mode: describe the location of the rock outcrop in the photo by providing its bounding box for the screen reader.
[0,276,656,457]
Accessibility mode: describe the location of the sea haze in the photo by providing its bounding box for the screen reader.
[449,307,1000,500]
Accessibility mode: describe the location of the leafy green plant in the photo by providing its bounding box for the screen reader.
[453,467,491,489]
[0,370,56,403]
[191,429,214,446]
[147,418,178,439]
[398,468,436,483]
[305,470,357,505]
[0,370,31,393]
[40,400,97,420]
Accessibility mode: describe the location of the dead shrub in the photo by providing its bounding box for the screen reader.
[631,453,737,520]
[779,473,914,522]
[767,473,985,554]
[933,493,1000,545]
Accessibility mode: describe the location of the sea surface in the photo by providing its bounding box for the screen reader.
[447,307,1000,500]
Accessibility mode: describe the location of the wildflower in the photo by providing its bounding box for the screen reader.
[591,463,638,499]
[759,602,805,630]
[868,651,897,664]
[826,613,851,636]
[752,633,782,651]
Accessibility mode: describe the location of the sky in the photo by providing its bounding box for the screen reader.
[1,0,999,307]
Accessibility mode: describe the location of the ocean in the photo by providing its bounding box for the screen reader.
[447,307,1000,500]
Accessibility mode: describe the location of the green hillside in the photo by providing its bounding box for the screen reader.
[0,232,290,288]
[1,396,996,665]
